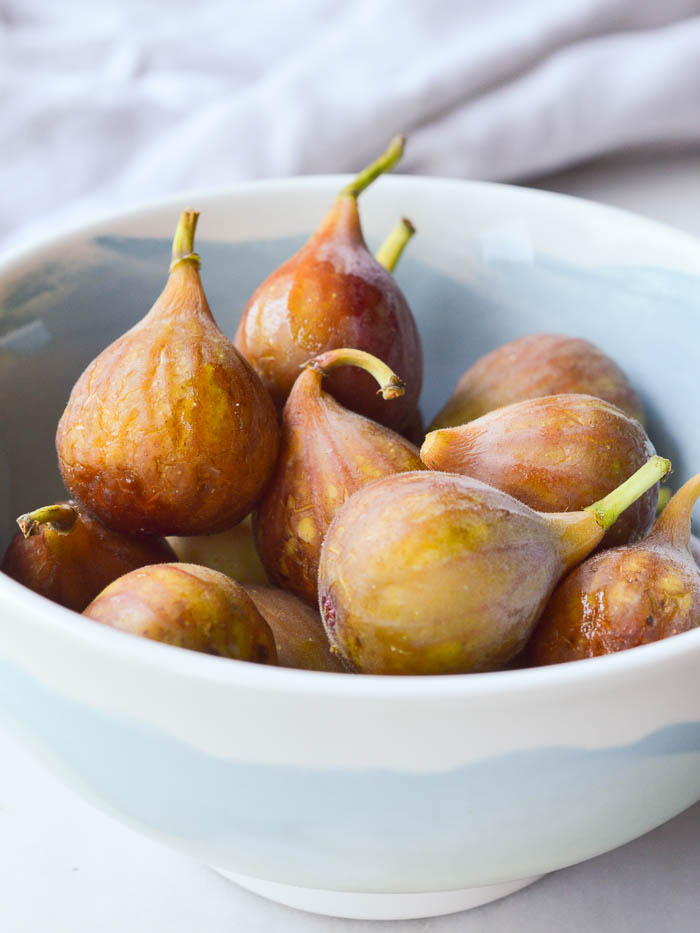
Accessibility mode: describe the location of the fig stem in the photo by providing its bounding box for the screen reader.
[339,136,405,199]
[375,218,416,272]
[652,471,700,549]
[169,209,201,273]
[585,456,671,530]
[656,485,672,515]
[306,348,405,400]
[17,502,79,538]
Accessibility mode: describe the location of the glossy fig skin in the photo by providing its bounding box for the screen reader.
[57,225,279,536]
[254,361,424,606]
[528,544,700,665]
[431,334,644,429]
[234,196,422,431]
[84,563,277,664]
[244,584,347,672]
[1,502,175,613]
[318,471,587,676]
[422,394,658,547]
[167,515,268,586]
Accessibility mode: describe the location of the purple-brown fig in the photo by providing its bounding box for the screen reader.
[318,457,670,675]
[421,394,658,547]
[84,563,277,663]
[254,347,424,606]
[167,516,268,585]
[431,334,644,429]
[56,209,279,536]
[529,472,700,664]
[1,501,175,612]
[244,584,347,672]
[234,138,422,431]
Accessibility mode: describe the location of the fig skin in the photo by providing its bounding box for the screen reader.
[244,584,347,672]
[56,210,279,537]
[422,394,658,547]
[431,334,644,429]
[401,407,425,447]
[254,349,424,606]
[167,516,268,585]
[84,563,277,664]
[1,501,175,613]
[529,473,700,665]
[234,140,422,432]
[318,461,669,675]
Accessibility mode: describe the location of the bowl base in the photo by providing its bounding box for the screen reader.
[212,867,543,920]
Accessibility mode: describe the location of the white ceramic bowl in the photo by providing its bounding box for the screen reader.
[2,177,700,922]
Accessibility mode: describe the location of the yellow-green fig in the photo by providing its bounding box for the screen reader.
[318,457,670,675]
[84,563,277,664]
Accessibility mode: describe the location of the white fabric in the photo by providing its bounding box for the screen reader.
[2,0,700,250]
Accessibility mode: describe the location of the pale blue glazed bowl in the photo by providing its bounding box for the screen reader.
[1,178,700,921]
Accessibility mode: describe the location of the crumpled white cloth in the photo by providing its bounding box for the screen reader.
[2,0,700,251]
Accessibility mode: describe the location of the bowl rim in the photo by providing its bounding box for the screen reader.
[2,173,700,699]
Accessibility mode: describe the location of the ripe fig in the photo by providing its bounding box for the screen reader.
[56,209,279,536]
[234,138,422,431]
[431,334,644,429]
[318,457,670,675]
[84,563,276,663]
[244,584,347,672]
[422,394,658,547]
[1,501,175,613]
[167,516,268,585]
[529,472,700,664]
[254,347,424,605]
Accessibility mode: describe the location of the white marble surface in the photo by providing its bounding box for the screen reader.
[3,147,700,932]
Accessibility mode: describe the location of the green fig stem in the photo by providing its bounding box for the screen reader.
[585,456,671,531]
[17,502,79,538]
[375,218,416,272]
[652,471,700,550]
[169,209,201,273]
[339,136,405,199]
[656,485,672,515]
[306,348,405,400]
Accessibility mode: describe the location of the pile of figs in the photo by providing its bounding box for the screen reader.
[4,137,700,676]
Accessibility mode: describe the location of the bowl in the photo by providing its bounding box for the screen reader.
[2,177,700,922]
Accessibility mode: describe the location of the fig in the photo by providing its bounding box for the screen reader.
[167,516,268,585]
[421,394,658,547]
[84,563,276,663]
[529,472,700,664]
[254,347,424,605]
[244,584,346,672]
[318,457,670,675]
[431,334,644,429]
[1,501,175,612]
[234,137,422,431]
[56,209,279,536]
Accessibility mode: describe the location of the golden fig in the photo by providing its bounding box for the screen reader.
[318,457,670,675]
[84,563,276,663]
[431,334,644,429]
[234,138,422,431]
[254,348,424,605]
[244,584,347,672]
[56,210,279,536]
[529,472,700,664]
[422,394,658,546]
[1,501,175,613]
[167,516,268,585]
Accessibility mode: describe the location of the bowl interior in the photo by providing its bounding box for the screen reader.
[1,176,699,548]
